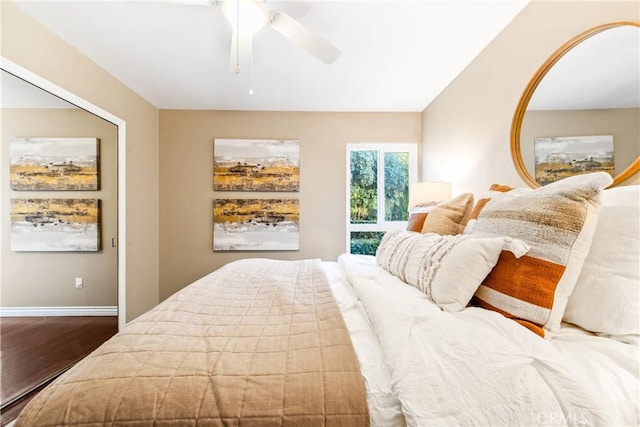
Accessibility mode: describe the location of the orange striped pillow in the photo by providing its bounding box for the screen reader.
[467,172,613,337]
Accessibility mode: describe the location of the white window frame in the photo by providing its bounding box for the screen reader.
[345,143,418,253]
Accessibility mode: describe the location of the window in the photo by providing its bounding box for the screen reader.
[346,143,418,255]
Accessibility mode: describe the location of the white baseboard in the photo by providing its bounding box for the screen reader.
[0,306,117,317]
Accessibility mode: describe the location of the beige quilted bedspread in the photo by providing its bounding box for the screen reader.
[16,259,369,426]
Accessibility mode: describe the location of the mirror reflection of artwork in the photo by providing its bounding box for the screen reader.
[213,198,299,251]
[9,137,100,191]
[534,135,614,185]
[10,198,101,252]
[213,139,300,192]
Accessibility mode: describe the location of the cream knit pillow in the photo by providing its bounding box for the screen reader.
[376,230,528,312]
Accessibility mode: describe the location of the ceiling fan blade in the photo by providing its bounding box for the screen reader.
[229,28,253,73]
[268,10,341,64]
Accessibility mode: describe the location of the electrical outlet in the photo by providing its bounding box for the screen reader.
[75,277,83,289]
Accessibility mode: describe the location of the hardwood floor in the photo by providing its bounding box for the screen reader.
[0,316,118,426]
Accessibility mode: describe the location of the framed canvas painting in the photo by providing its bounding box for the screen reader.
[213,139,300,191]
[9,137,100,191]
[10,198,101,252]
[534,135,614,185]
[213,198,299,251]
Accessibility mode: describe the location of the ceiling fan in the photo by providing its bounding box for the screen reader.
[190,0,341,73]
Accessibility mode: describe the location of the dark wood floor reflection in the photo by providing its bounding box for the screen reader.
[0,316,118,426]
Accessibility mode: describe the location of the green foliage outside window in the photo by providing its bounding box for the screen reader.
[384,152,409,221]
[350,231,386,255]
[350,150,377,224]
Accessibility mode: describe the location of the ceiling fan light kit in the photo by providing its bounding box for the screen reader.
[221,0,268,35]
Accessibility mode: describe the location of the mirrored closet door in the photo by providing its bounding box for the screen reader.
[0,69,119,421]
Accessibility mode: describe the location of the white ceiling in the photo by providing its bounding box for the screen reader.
[9,0,531,112]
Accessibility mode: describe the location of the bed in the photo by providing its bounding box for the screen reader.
[15,172,640,426]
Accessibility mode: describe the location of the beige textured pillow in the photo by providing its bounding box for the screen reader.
[406,202,437,232]
[420,193,474,235]
[467,172,612,337]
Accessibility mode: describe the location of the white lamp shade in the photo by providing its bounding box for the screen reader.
[222,0,268,34]
[409,182,451,209]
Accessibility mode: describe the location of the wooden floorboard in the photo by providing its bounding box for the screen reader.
[0,316,117,426]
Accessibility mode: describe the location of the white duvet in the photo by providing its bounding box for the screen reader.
[327,254,640,427]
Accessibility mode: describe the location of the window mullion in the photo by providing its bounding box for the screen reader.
[377,149,385,225]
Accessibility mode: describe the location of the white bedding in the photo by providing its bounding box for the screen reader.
[327,254,640,427]
[323,261,406,427]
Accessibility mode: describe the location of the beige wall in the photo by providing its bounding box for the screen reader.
[521,108,640,176]
[421,0,640,195]
[1,109,117,307]
[159,110,421,299]
[5,0,638,313]
[1,1,160,321]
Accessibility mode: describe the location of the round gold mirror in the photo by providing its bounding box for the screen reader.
[511,22,640,188]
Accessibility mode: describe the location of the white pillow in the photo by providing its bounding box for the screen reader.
[563,185,640,343]
[376,230,528,312]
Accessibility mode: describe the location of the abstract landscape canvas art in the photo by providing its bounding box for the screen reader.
[9,137,100,191]
[11,199,101,252]
[534,135,614,185]
[213,139,300,191]
[213,199,299,251]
